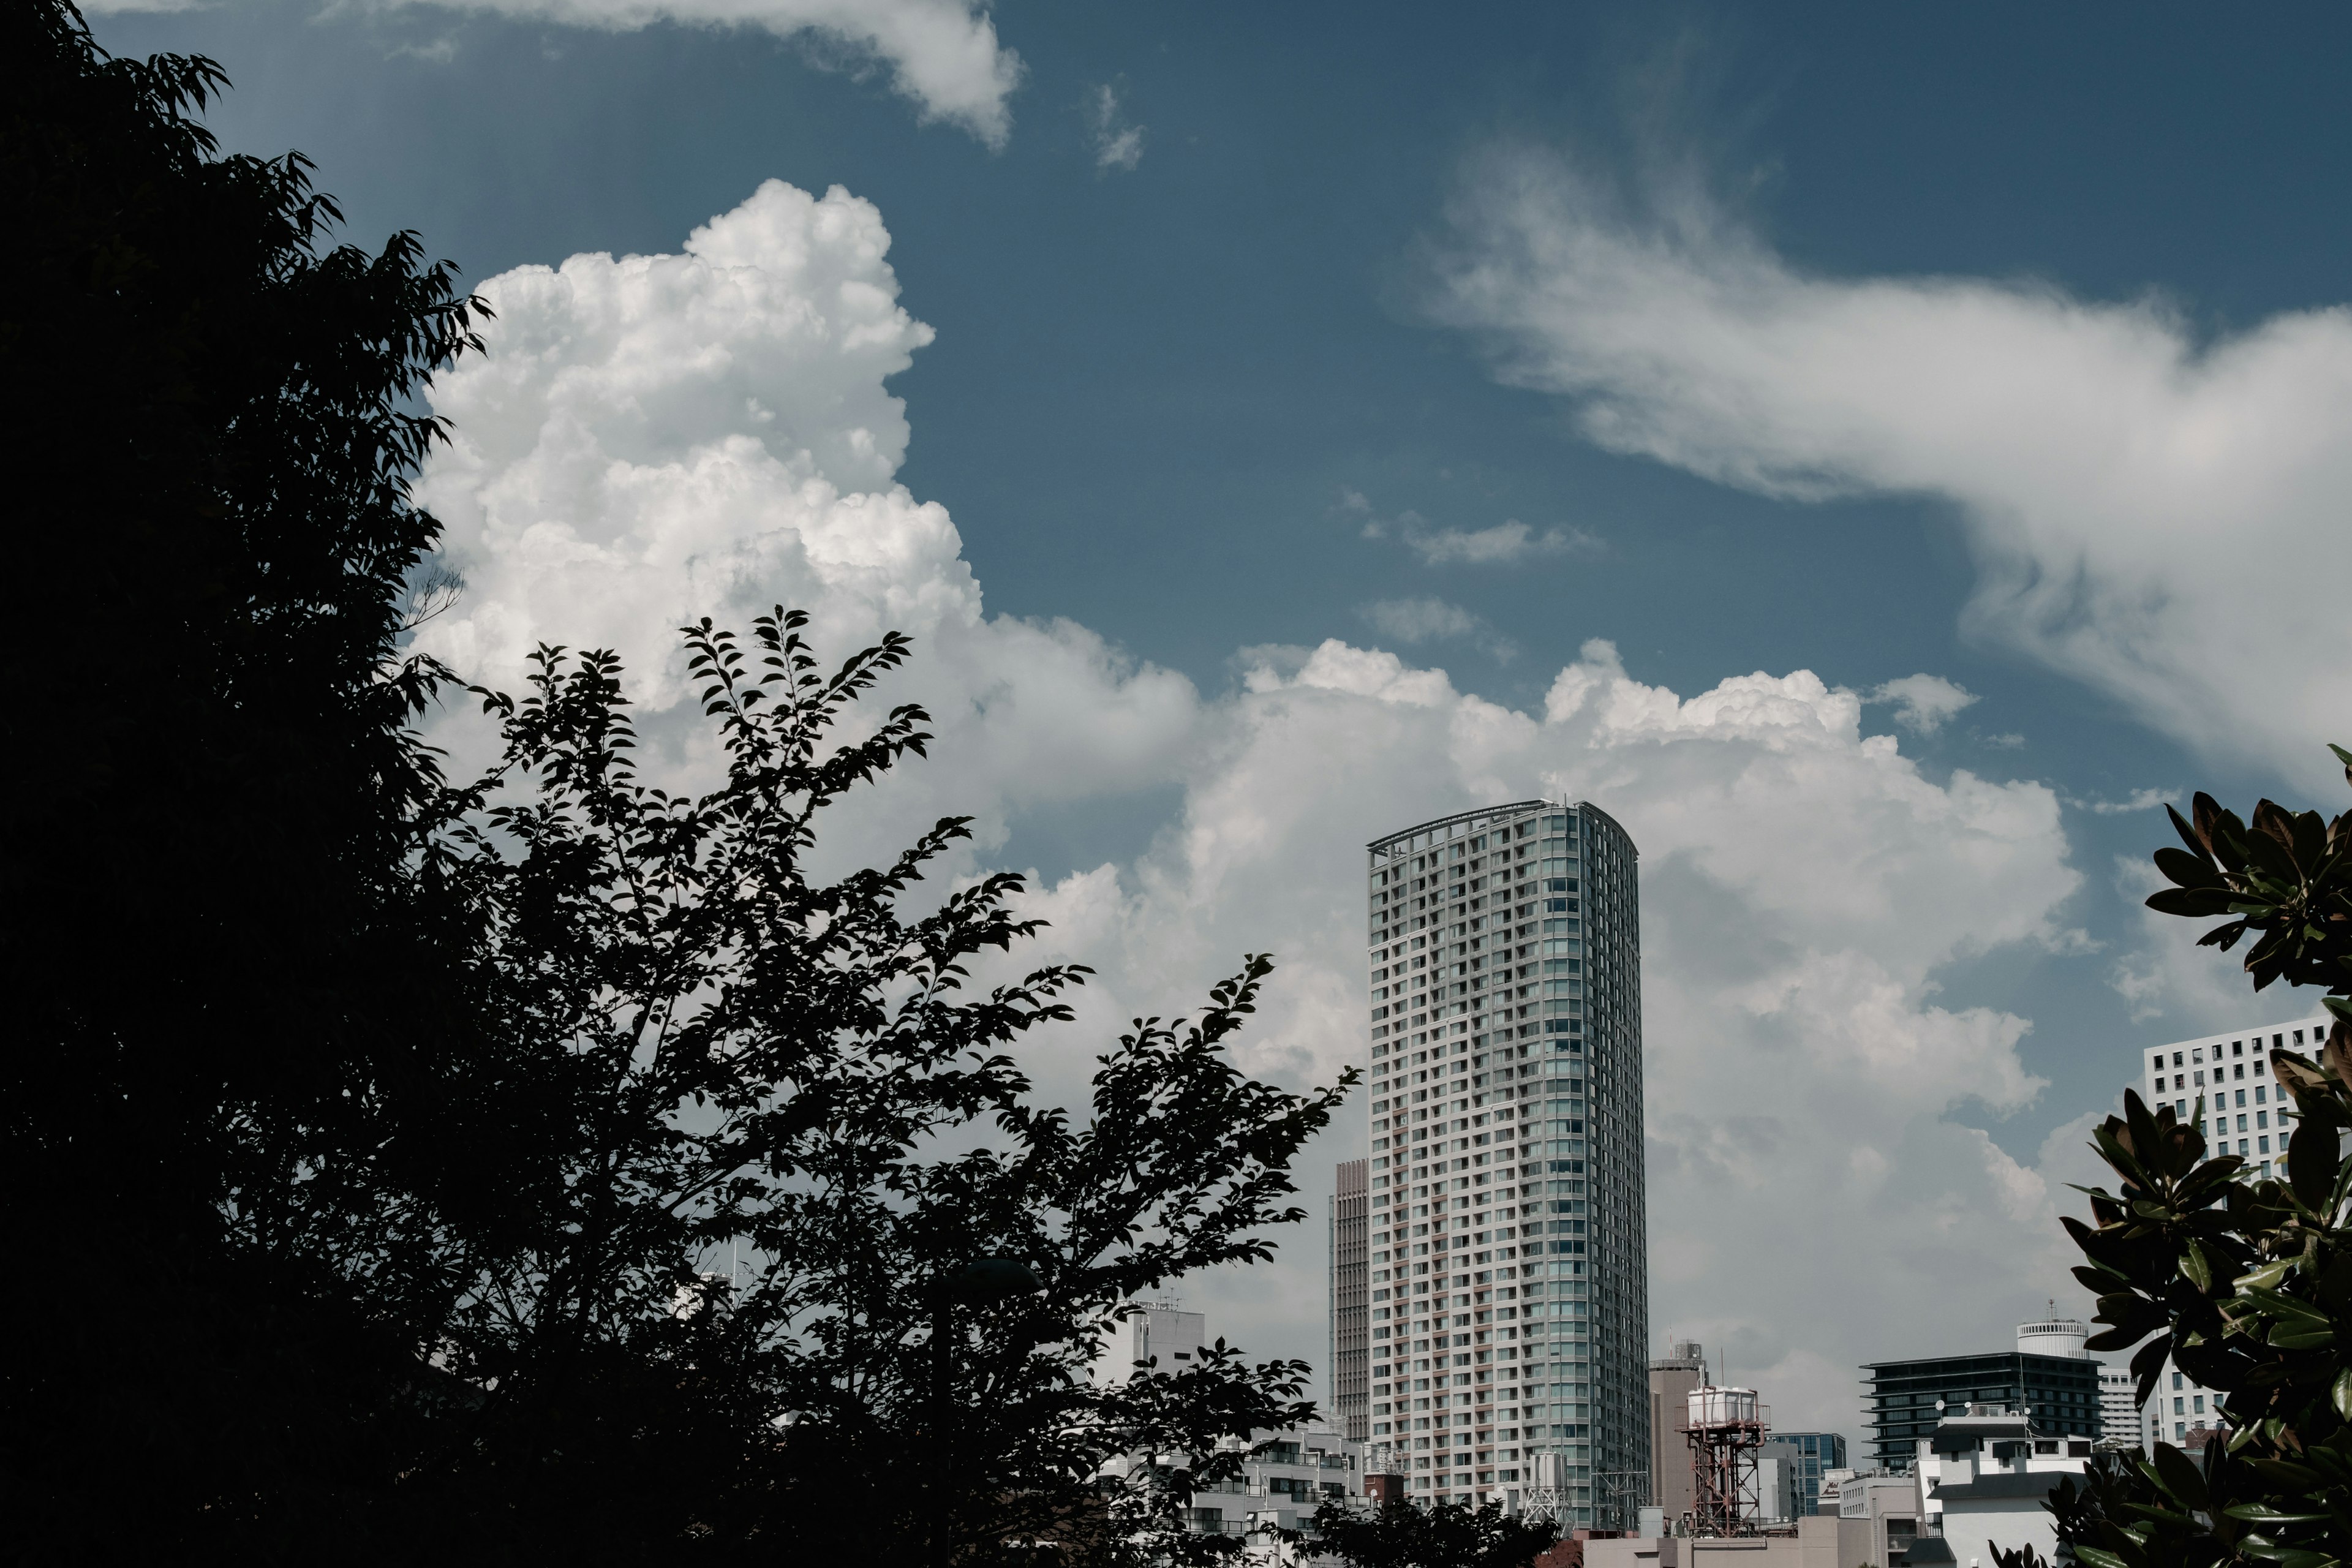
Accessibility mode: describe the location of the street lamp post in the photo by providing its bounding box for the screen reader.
[929,1257,1047,1564]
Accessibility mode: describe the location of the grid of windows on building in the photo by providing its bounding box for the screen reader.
[1338,799,1648,1526]
[2135,1016,2329,1183]
[1860,1353,2103,1472]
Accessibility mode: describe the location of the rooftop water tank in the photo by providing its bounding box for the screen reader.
[2016,1317,2090,1359]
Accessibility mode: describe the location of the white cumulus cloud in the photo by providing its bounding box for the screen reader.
[80,0,1026,145]
[1871,673,1978,735]
[415,178,2105,1434]
[995,638,2089,1433]
[1433,148,2352,795]
[413,179,1197,865]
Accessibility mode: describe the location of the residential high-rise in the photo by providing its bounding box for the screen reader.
[1332,1159,1370,1440]
[1342,799,1648,1525]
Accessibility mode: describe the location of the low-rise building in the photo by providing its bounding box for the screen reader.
[1861,1319,2103,1471]
[1177,1419,1363,1558]
[1913,1406,2090,1567]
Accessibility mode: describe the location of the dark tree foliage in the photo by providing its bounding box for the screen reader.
[400,613,1349,1559]
[1,0,481,1555]
[1998,749,2352,1568]
[2,7,1351,1558]
[1310,1494,1561,1568]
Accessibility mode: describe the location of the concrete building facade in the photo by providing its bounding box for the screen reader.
[1648,1341,1706,1523]
[1346,799,1649,1523]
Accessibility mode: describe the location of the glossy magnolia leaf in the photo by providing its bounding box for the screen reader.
[2151,1441,2211,1510]
[2288,1121,2339,1210]
[2147,886,2238,918]
[2181,1241,2215,1292]
[2269,1327,2339,1350]
[2224,1506,2332,1525]
[2155,845,2226,889]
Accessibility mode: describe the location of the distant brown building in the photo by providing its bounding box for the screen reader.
[1332,1158,1370,1441]
[1648,1341,1706,1522]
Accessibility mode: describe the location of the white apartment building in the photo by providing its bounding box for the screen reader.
[2096,1365,2137,1450]
[1095,1298,1208,1387]
[2133,1015,2326,1179]
[1914,1406,2091,1566]
[2128,1014,2329,1447]
[1094,1301,1367,1561]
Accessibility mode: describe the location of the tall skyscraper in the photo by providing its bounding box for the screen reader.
[1340,799,1648,1524]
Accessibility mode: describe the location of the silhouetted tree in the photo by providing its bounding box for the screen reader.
[1,0,481,1553]
[2,8,1352,1559]
[404,613,1348,1559]
[1311,1494,1561,1568]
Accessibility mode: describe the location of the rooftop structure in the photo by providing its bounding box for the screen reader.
[1095,1299,1206,1387]
[1914,1404,2092,1566]
[1685,1385,1768,1536]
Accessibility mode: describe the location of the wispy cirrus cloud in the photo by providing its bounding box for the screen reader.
[1358,595,1517,662]
[1404,518,1604,565]
[2076,788,2173,816]
[1085,82,1145,172]
[1432,144,2352,794]
[1345,489,1605,565]
[83,0,1029,146]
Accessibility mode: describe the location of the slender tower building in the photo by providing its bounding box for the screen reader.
[1341,799,1648,1525]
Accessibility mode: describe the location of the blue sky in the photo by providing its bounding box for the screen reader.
[90,0,2351,1432]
